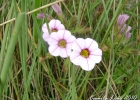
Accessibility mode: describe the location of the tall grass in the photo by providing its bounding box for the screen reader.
[0,0,140,100]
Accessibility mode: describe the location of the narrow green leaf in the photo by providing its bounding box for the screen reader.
[0,13,25,97]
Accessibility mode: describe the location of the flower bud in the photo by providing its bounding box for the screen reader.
[52,4,62,14]
[117,14,129,26]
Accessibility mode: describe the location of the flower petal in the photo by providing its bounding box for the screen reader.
[79,57,88,70]
[90,48,102,56]
[52,4,62,14]
[66,43,72,50]
[84,38,93,48]
[42,23,49,33]
[49,19,60,30]
[55,22,64,29]
[71,41,81,52]
[48,45,60,56]
[80,58,95,71]
[70,51,81,65]
[63,30,71,39]
[57,24,65,30]
[54,20,62,28]
[65,46,71,56]
[49,32,59,41]
[66,43,74,56]
[88,40,98,51]
[89,48,102,63]
[87,58,96,71]
[120,24,132,34]
[75,38,85,49]
[120,24,126,33]
[67,35,76,43]
[117,14,129,26]
[37,13,44,19]
[42,33,49,42]
[126,26,132,33]
[89,55,102,63]
[47,37,58,45]
[57,30,65,39]
[126,32,131,38]
[59,48,68,58]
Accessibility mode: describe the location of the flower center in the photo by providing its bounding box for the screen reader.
[51,28,58,32]
[80,49,89,58]
[58,39,66,48]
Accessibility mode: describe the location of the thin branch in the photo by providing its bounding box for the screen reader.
[0,0,64,26]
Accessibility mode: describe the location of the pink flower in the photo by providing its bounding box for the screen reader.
[120,24,132,38]
[125,26,132,38]
[120,24,131,33]
[37,13,50,19]
[52,4,62,14]
[126,32,131,38]
[37,13,45,19]
[47,30,76,58]
[117,14,129,26]
[117,14,132,38]
[42,19,65,42]
[70,38,102,71]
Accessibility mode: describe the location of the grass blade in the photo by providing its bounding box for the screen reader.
[0,13,25,97]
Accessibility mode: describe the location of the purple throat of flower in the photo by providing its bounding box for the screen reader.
[51,28,58,32]
[58,39,66,48]
[80,49,90,58]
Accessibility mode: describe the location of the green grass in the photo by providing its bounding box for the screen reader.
[0,0,140,100]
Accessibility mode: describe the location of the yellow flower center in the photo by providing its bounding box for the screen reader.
[58,39,66,48]
[51,28,58,32]
[80,49,89,58]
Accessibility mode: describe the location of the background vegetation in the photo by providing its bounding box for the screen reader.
[0,0,140,100]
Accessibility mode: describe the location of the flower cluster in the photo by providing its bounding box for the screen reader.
[41,4,102,71]
[42,19,102,71]
[117,14,132,38]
